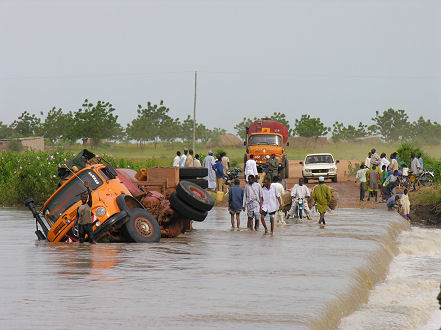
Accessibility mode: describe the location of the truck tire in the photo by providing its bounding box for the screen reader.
[304,177,308,184]
[183,178,208,189]
[332,176,338,183]
[176,180,214,212]
[123,209,161,243]
[169,192,208,222]
[179,167,208,179]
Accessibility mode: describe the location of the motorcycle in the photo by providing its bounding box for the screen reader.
[224,167,242,193]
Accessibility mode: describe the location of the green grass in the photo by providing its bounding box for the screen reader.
[68,141,441,165]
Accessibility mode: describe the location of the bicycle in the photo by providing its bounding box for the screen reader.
[408,168,434,190]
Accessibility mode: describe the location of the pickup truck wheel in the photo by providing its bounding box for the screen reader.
[169,192,208,222]
[303,177,308,184]
[124,209,161,243]
[176,180,214,212]
[332,176,338,183]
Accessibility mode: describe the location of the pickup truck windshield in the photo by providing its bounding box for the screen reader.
[43,170,103,225]
[248,134,282,146]
[305,155,334,164]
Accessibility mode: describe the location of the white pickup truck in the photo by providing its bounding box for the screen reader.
[300,153,339,183]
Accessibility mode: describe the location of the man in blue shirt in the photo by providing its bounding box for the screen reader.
[387,194,400,210]
[228,178,244,229]
[212,154,224,192]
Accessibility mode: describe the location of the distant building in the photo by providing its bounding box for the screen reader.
[0,137,45,152]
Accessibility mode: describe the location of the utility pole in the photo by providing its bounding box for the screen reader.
[192,70,197,153]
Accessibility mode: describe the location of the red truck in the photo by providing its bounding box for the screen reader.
[244,118,290,178]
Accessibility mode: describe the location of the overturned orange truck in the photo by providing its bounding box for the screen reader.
[25,150,214,243]
[244,118,290,178]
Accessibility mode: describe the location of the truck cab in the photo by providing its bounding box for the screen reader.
[244,119,290,177]
[37,164,161,243]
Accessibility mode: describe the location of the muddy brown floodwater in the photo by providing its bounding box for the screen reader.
[0,207,439,329]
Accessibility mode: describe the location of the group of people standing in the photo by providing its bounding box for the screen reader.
[174,149,230,192]
[355,148,411,219]
[173,148,202,168]
[227,174,332,234]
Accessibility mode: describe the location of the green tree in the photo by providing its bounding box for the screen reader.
[370,108,410,142]
[126,100,175,150]
[234,117,256,140]
[0,121,13,139]
[10,111,42,137]
[42,107,76,143]
[410,116,441,145]
[332,121,368,142]
[73,99,122,145]
[293,114,329,138]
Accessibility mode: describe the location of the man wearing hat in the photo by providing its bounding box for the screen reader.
[312,176,331,225]
[203,150,216,190]
[267,153,279,183]
[75,181,95,243]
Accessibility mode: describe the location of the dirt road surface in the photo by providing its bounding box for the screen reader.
[286,160,382,208]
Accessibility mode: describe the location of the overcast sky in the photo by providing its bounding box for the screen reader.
[1,0,440,133]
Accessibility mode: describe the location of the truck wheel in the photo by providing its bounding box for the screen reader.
[176,180,214,212]
[182,178,208,189]
[169,192,208,222]
[332,176,338,183]
[284,158,289,178]
[124,209,161,243]
[179,167,208,179]
[303,177,308,184]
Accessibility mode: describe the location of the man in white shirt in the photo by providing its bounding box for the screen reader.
[355,164,369,201]
[271,176,286,225]
[179,148,188,167]
[203,150,216,190]
[365,152,371,169]
[379,153,390,171]
[244,154,258,182]
[172,151,181,167]
[260,177,282,234]
[242,174,262,231]
[287,178,311,220]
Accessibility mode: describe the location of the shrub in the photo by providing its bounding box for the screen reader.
[8,139,23,152]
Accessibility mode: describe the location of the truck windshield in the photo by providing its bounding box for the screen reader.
[43,170,103,225]
[305,155,334,164]
[248,134,282,146]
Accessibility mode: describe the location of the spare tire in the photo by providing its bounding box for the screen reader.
[183,178,208,189]
[176,180,214,212]
[179,167,208,179]
[169,192,208,222]
[123,209,161,243]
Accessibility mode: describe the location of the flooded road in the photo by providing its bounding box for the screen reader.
[0,207,439,329]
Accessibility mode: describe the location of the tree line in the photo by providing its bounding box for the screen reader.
[234,108,441,144]
[2,102,440,146]
[0,99,226,149]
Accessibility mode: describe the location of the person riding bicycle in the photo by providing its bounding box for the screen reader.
[287,178,311,220]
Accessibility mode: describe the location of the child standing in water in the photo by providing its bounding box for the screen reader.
[401,189,411,220]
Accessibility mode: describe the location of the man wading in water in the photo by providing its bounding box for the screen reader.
[75,181,95,243]
[312,176,331,225]
[260,177,282,234]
